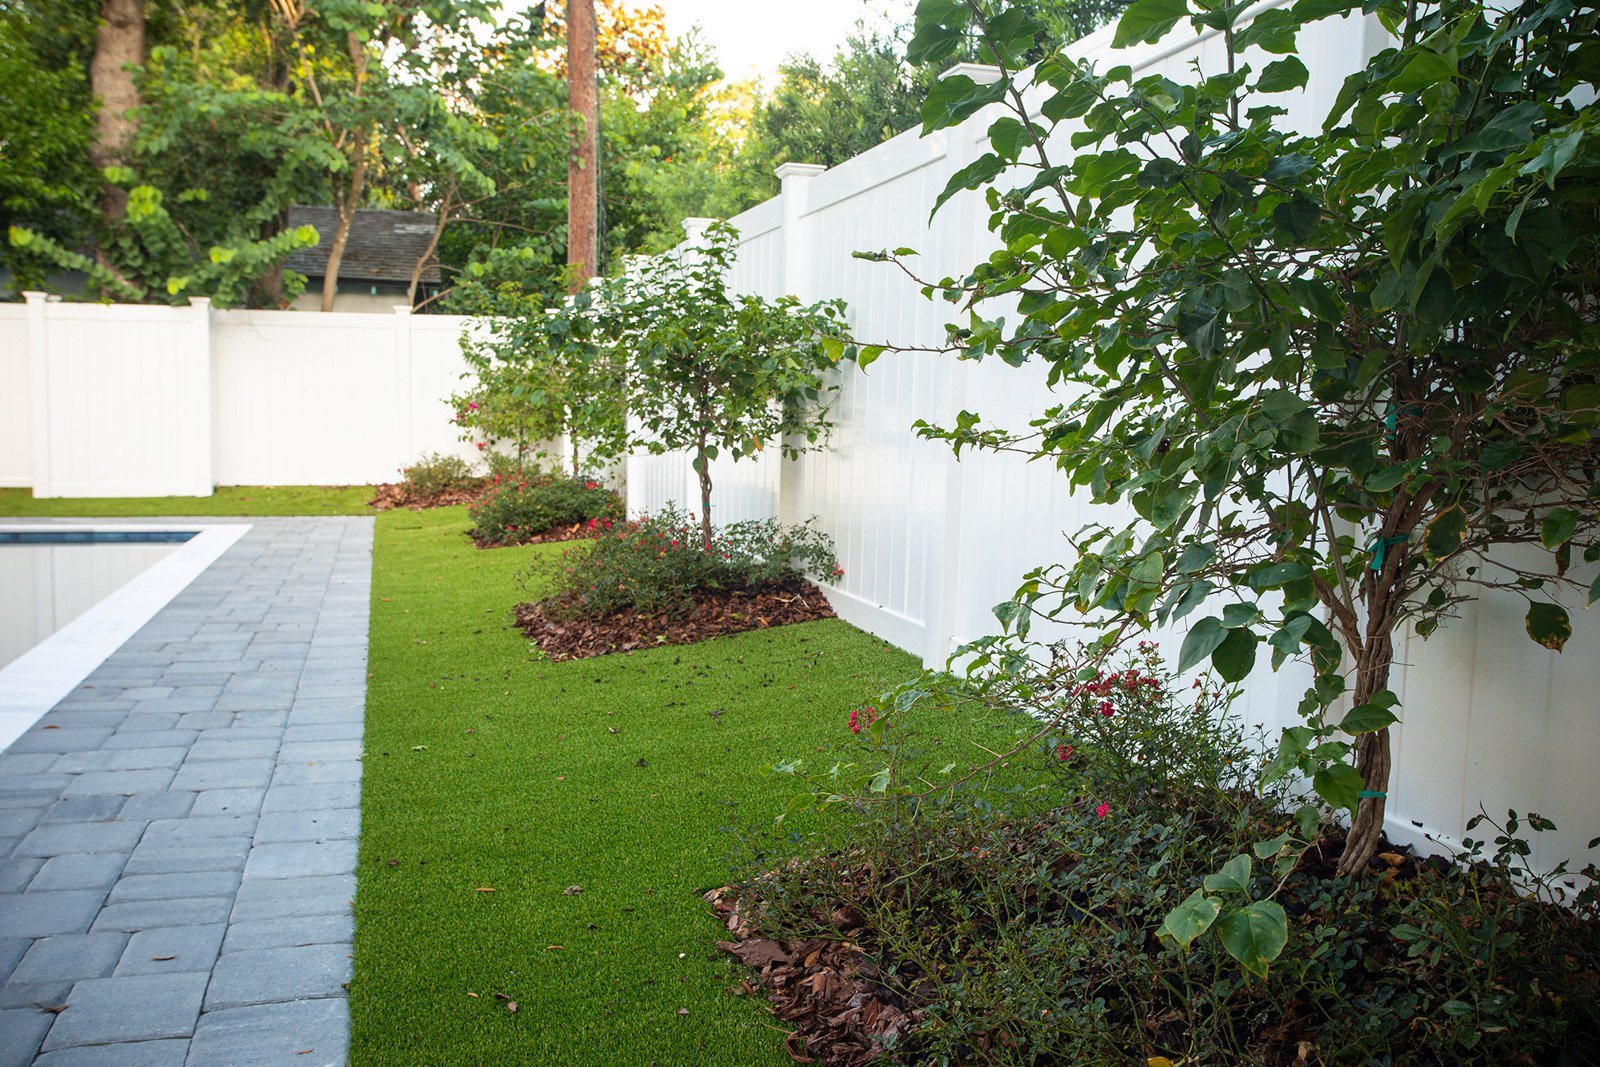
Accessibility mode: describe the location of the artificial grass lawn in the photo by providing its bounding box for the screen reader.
[351,507,1013,1065]
[0,484,375,516]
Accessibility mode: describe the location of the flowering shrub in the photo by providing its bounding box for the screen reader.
[740,649,1600,1064]
[468,474,622,547]
[400,452,482,499]
[529,503,837,619]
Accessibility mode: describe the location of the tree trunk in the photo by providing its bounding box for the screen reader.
[408,189,451,307]
[565,0,598,294]
[89,0,145,226]
[695,444,714,550]
[1336,630,1395,877]
[320,138,368,313]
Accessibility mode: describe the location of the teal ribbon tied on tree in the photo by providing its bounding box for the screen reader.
[1368,533,1410,572]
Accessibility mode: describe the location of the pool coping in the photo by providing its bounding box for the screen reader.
[0,521,252,751]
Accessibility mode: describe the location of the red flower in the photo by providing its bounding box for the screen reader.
[1095,802,1110,819]
[1099,701,1114,717]
[1056,744,1074,761]
[585,481,599,489]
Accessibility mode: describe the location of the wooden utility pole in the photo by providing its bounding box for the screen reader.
[565,0,598,293]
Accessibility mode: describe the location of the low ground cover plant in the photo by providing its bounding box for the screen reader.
[371,451,487,509]
[467,473,622,547]
[725,648,1600,1064]
[532,503,838,619]
[515,503,842,659]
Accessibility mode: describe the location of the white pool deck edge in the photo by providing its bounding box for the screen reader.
[0,522,251,751]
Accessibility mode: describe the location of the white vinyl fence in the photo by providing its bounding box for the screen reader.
[0,295,481,495]
[626,13,1600,873]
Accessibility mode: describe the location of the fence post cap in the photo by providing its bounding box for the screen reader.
[938,61,1002,84]
[774,162,827,181]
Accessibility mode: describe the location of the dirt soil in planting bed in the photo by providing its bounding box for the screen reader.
[367,482,488,510]
[705,883,924,1067]
[514,580,834,661]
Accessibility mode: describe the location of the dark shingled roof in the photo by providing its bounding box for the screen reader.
[284,206,442,285]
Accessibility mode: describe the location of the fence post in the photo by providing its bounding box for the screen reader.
[186,296,216,496]
[772,162,827,527]
[927,63,1002,665]
[24,292,52,498]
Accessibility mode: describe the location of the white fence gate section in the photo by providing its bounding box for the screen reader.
[625,11,1600,873]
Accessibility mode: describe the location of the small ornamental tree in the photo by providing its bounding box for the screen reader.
[885,0,1600,876]
[611,221,850,549]
[454,284,628,476]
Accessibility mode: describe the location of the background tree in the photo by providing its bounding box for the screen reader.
[892,0,1600,877]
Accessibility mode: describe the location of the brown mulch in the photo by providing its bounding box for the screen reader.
[705,884,925,1066]
[513,581,834,662]
[468,522,588,550]
[367,482,489,510]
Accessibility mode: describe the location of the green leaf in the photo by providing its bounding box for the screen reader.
[1271,196,1320,243]
[1540,508,1580,550]
[1256,57,1308,93]
[1178,617,1228,673]
[1338,702,1399,735]
[1313,762,1364,812]
[1156,888,1220,951]
[1252,831,1294,859]
[1525,602,1571,652]
[1211,627,1257,682]
[1217,901,1289,977]
[1203,854,1252,893]
[1424,505,1466,559]
[1112,0,1190,47]
[1390,49,1458,92]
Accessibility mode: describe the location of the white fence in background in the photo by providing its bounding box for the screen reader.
[0,296,481,495]
[626,11,1600,874]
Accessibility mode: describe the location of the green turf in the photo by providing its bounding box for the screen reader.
[350,507,1010,1065]
[0,485,376,516]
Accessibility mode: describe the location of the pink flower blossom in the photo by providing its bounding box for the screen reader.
[1095,802,1110,819]
[1056,744,1074,761]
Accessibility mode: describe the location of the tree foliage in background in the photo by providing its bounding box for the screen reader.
[885,0,1599,894]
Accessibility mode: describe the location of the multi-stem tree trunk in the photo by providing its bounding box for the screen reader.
[565,0,598,293]
[89,0,145,228]
[694,435,714,550]
[1337,639,1394,877]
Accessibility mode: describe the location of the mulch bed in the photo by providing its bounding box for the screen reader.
[367,482,489,510]
[513,580,834,662]
[704,827,1454,1066]
[705,883,923,1066]
[468,522,588,550]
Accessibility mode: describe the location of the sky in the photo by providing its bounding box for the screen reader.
[656,0,913,83]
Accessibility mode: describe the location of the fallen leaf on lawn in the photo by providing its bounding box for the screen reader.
[467,992,479,998]
[562,885,583,895]
[411,745,427,752]
[150,955,176,961]
[635,758,648,767]
[506,1001,518,1013]
[555,775,566,781]
[677,1008,690,1016]
[547,945,564,950]
[607,727,619,734]
[475,887,496,893]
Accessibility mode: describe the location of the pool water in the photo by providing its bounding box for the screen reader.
[1,539,186,670]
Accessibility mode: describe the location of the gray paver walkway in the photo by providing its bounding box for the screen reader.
[0,517,371,1067]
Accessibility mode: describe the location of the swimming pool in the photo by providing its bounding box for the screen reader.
[0,523,250,751]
